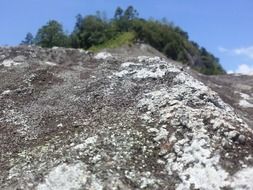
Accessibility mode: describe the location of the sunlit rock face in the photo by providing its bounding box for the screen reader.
[0,46,253,190]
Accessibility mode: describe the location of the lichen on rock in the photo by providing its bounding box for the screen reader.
[0,46,253,189]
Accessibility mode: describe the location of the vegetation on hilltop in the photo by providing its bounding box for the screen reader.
[21,6,225,75]
[89,32,135,52]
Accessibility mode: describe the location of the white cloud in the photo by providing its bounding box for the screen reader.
[227,70,234,74]
[218,47,228,53]
[234,46,253,59]
[228,64,253,75]
[236,64,253,74]
[218,46,253,60]
[218,46,253,75]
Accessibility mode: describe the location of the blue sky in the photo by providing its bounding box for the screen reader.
[0,0,253,73]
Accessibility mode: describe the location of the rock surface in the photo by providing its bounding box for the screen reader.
[196,73,253,128]
[0,45,253,190]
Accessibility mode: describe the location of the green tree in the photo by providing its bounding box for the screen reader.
[71,15,109,49]
[70,14,84,48]
[124,6,139,20]
[112,6,139,32]
[114,7,124,20]
[174,26,189,39]
[20,32,34,45]
[163,42,180,60]
[31,6,226,75]
[74,14,83,32]
[34,20,69,48]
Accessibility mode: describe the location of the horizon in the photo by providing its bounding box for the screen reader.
[0,0,253,74]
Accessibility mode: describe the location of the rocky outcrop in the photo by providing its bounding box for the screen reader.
[196,73,253,129]
[0,46,253,190]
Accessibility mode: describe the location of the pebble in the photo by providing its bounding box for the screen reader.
[238,135,246,144]
[227,130,239,140]
[222,139,230,149]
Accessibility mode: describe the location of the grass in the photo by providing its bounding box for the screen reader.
[89,32,136,52]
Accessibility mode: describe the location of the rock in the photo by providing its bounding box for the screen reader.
[0,54,6,60]
[0,45,253,190]
[13,55,26,62]
[57,123,63,128]
[94,52,112,60]
[1,90,11,95]
[222,139,230,149]
[196,70,253,128]
[238,135,246,144]
[227,130,239,141]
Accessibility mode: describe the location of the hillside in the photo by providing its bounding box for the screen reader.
[23,6,225,75]
[0,45,253,190]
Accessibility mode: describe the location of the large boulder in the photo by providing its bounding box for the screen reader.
[0,46,253,190]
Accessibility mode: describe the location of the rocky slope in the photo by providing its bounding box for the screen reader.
[0,45,253,190]
[197,74,253,129]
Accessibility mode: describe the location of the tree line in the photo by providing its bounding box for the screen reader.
[21,6,225,75]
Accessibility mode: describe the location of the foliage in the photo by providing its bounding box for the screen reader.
[20,32,34,45]
[89,32,136,51]
[69,12,114,49]
[114,7,124,20]
[34,20,69,48]
[25,6,225,75]
[197,48,225,74]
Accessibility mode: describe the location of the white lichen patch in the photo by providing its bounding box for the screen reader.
[174,72,208,92]
[231,167,253,190]
[45,61,57,66]
[133,67,166,79]
[1,89,11,95]
[114,70,129,78]
[1,59,22,67]
[239,99,253,108]
[94,52,112,60]
[114,56,180,80]
[73,135,98,150]
[170,134,229,190]
[121,62,141,67]
[37,162,87,190]
[2,51,253,190]
[137,56,162,63]
[238,92,253,108]
[240,92,250,99]
[153,127,169,142]
[140,177,156,189]
[0,109,31,135]
[57,123,63,127]
[123,56,253,189]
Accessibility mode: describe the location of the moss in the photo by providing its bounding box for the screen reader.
[89,32,136,52]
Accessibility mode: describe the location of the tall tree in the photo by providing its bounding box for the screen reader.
[74,14,83,32]
[124,6,139,20]
[114,7,123,20]
[71,15,108,49]
[113,6,139,32]
[34,20,69,48]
